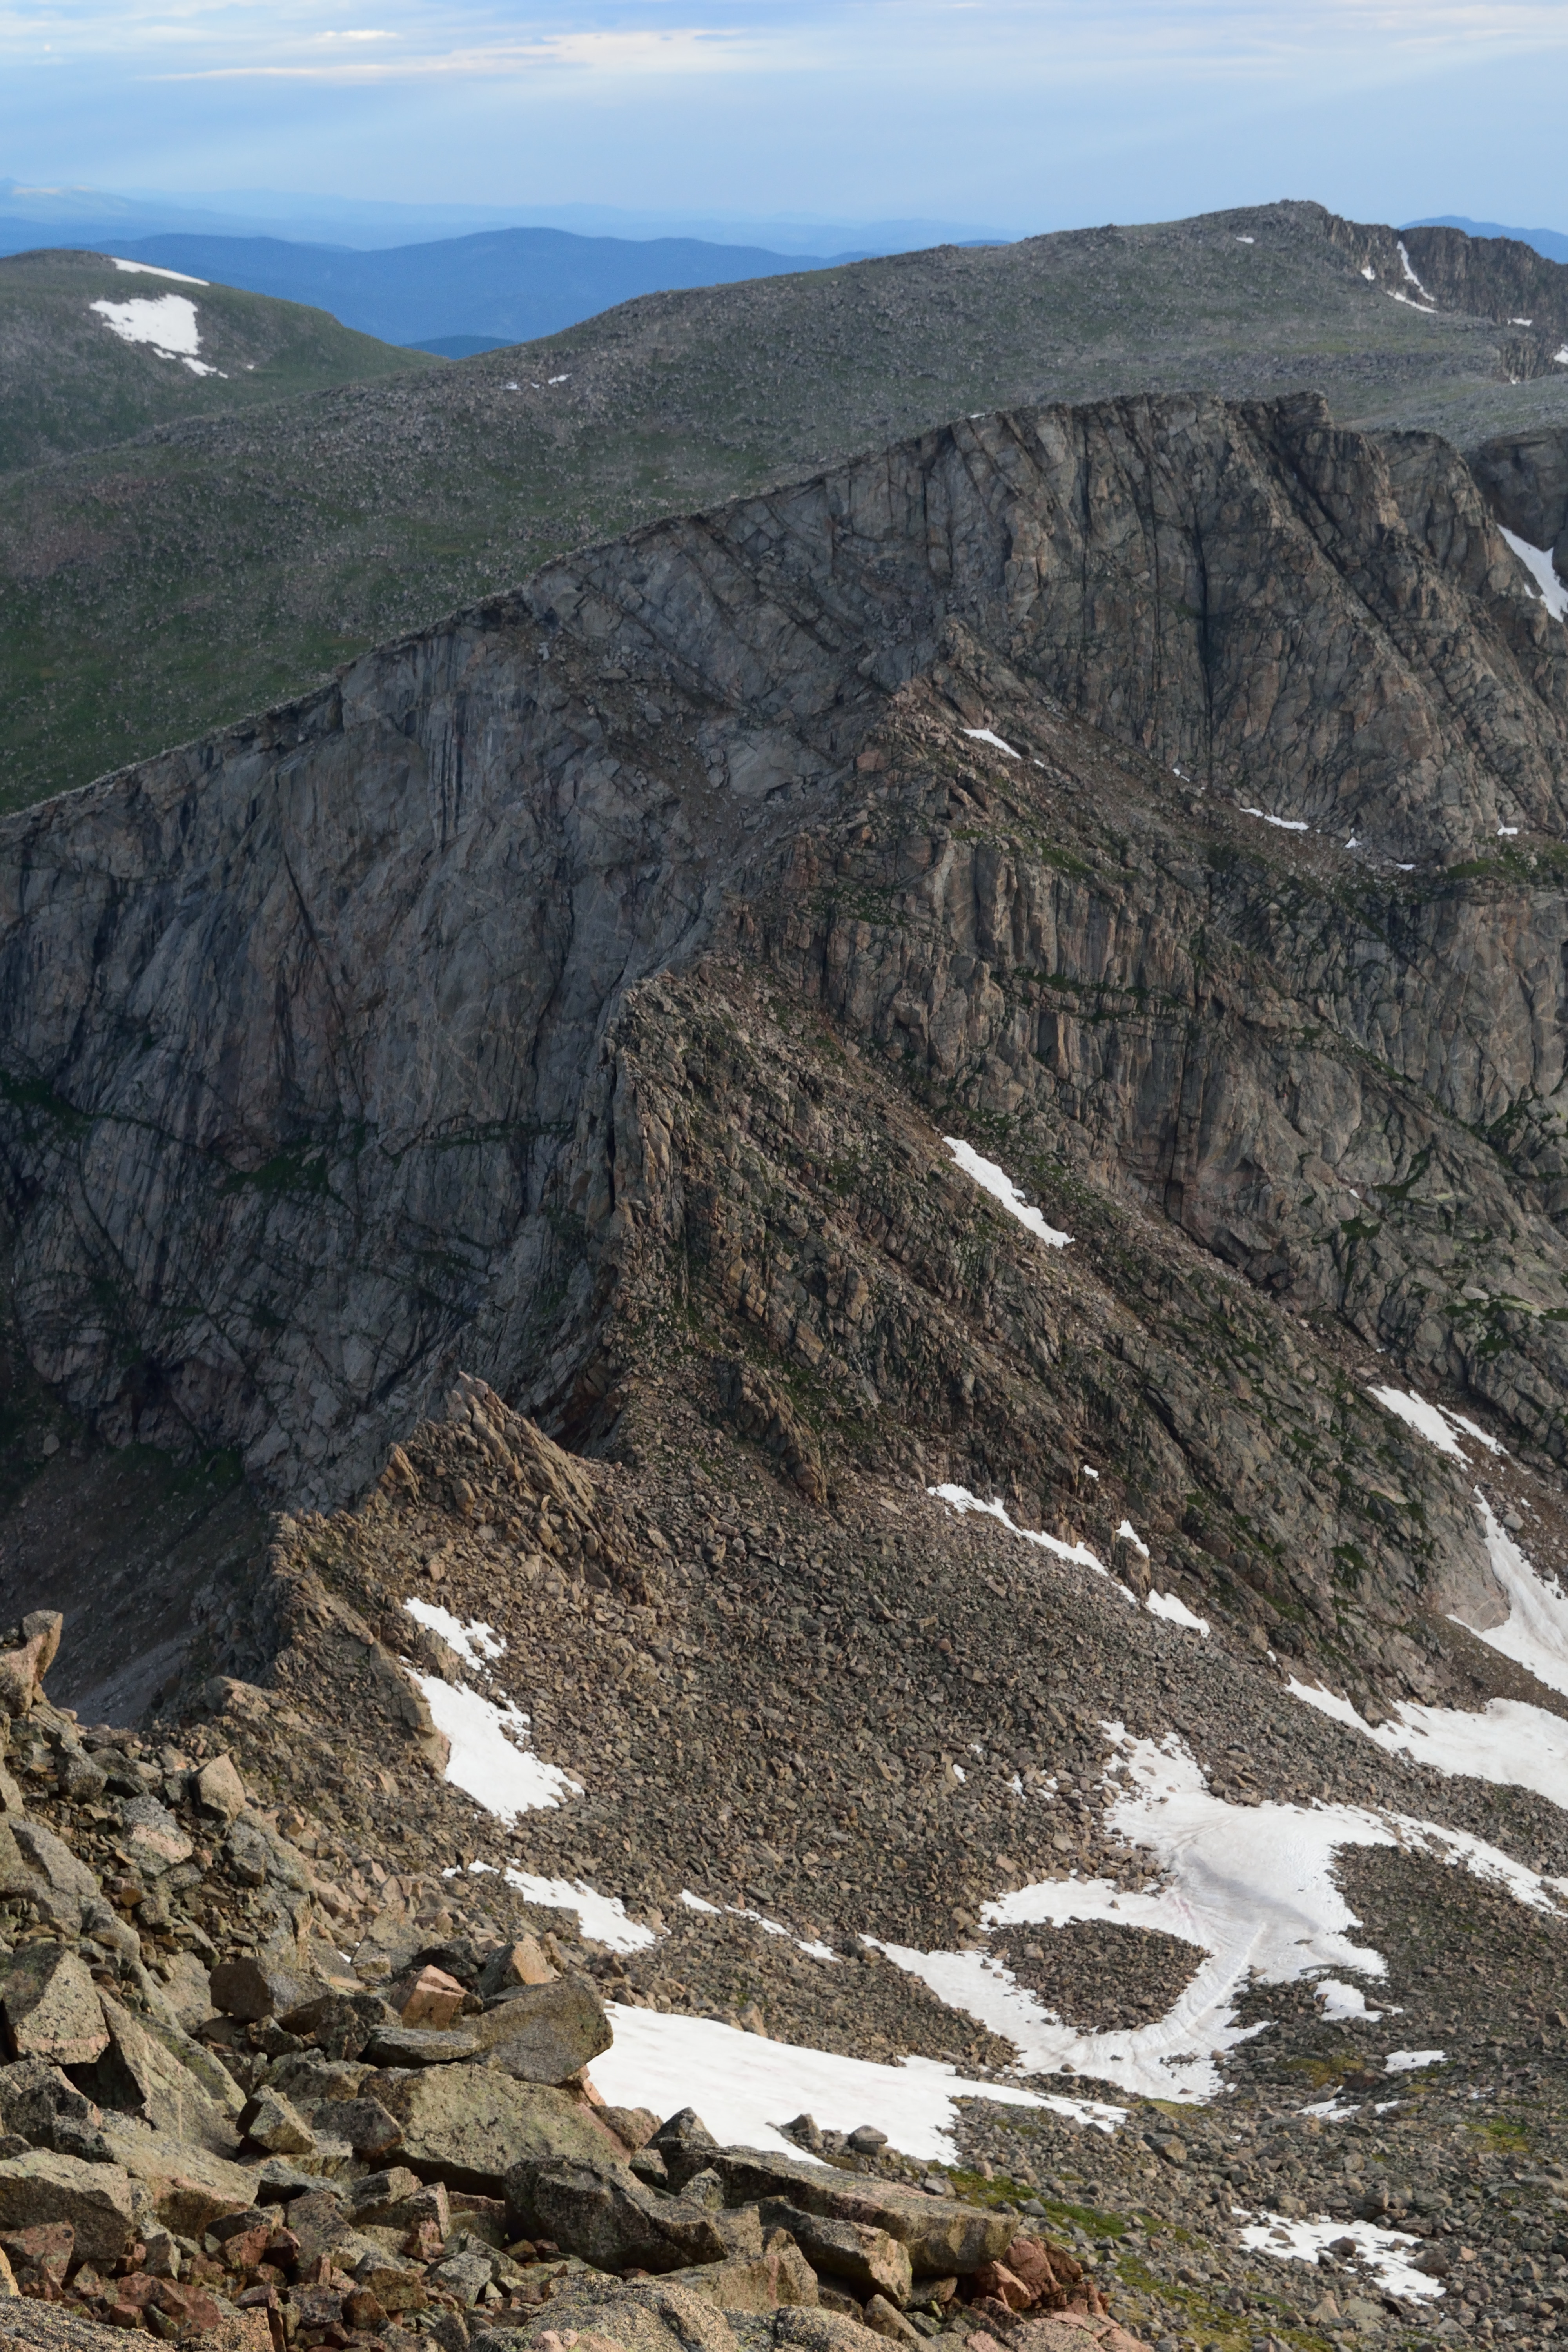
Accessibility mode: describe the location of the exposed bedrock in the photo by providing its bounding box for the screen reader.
[0,388,1564,1570]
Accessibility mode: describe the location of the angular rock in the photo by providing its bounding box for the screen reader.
[119,1796,194,1878]
[372,2067,615,2193]
[0,1946,108,2067]
[505,2274,743,2352]
[0,2058,102,2151]
[243,2087,317,2156]
[209,1955,314,2023]
[477,1939,557,1999]
[8,1821,97,1921]
[706,2151,1015,2276]
[98,2115,258,2235]
[300,2096,403,2158]
[478,1973,613,2086]
[0,1635,49,1718]
[864,2295,922,2344]
[94,1992,241,2154]
[0,2150,136,2259]
[352,2244,430,2313]
[394,1963,468,2029]
[195,1755,249,1821]
[648,2107,720,2192]
[20,1615,61,1677]
[514,2155,730,2274]
[428,2247,495,2307]
[668,2238,820,2312]
[363,2023,484,2066]
[759,2200,913,2307]
[600,2106,661,2152]
[278,2189,350,2268]
[347,2166,433,2227]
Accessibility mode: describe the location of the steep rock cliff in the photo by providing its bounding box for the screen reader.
[2,390,1567,1666]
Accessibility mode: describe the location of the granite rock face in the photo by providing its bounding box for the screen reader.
[2,390,1568,1646]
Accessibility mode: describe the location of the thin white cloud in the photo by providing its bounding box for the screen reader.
[11,0,1568,89]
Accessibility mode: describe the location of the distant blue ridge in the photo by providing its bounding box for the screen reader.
[1405,216,1568,267]
[37,224,870,350]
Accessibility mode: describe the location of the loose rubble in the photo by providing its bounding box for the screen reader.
[0,1613,1159,2352]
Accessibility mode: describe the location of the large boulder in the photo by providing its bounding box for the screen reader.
[0,1947,108,2067]
[512,2156,730,2274]
[477,1974,613,2085]
[503,2274,744,2352]
[0,2058,102,2154]
[94,1993,242,2154]
[98,2116,259,2235]
[367,2067,614,2194]
[0,2151,136,2260]
[759,2199,913,2306]
[704,2151,1015,2277]
[209,1954,314,2023]
[666,2237,820,2312]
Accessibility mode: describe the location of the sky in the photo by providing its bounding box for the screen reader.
[5,0,1568,237]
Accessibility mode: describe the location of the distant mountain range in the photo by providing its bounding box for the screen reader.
[1406,214,1568,265]
[0,178,1009,259]
[83,225,864,350]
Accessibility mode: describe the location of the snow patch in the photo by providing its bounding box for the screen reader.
[1361,264,1376,281]
[410,1675,580,1821]
[1316,1977,1385,2022]
[962,726,1021,759]
[1145,1590,1209,1635]
[592,2005,1118,2163]
[1554,345,1568,365]
[501,1869,657,1952]
[943,1138,1071,1248]
[681,1889,836,1963]
[1500,526,1568,621]
[1368,1385,1467,1459]
[1384,2048,1445,2074]
[929,1485,1136,1603]
[1396,240,1434,301]
[1236,2210,1443,2303]
[403,1597,506,1668]
[1240,806,1308,832]
[1115,1519,1149,1556]
[1289,1675,1568,1815]
[1460,1495,1568,1699]
[91,292,202,357]
[109,256,208,285]
[880,1727,1563,2102]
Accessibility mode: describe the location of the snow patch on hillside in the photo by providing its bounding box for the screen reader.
[1289,1677,1568,1815]
[1238,2211,1443,2302]
[1501,526,1568,620]
[944,1138,1071,1247]
[110,257,208,285]
[403,1597,506,1668]
[412,1674,581,1820]
[593,2005,1120,2162]
[875,1727,1563,2101]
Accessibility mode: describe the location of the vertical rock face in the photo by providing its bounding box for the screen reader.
[0,388,1565,1636]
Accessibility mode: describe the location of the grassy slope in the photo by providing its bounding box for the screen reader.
[0,249,436,474]
[7,197,1568,815]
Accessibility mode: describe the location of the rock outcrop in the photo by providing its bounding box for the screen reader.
[2,388,1568,1630]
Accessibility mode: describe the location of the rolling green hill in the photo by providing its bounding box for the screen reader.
[0,247,435,472]
[6,198,1568,815]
